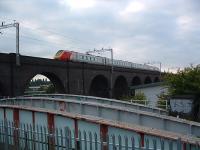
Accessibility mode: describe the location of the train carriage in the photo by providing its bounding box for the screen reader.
[54,50,160,71]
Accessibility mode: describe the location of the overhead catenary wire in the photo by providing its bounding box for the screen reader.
[0,20,103,52]
[0,31,94,52]
[21,26,103,49]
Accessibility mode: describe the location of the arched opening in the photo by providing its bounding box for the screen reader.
[132,76,142,86]
[113,76,128,99]
[154,77,160,82]
[130,76,142,96]
[24,73,65,95]
[89,75,109,98]
[144,76,152,84]
[0,81,5,98]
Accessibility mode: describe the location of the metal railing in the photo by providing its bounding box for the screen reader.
[0,120,199,150]
[130,100,168,110]
[1,98,200,137]
[23,94,168,115]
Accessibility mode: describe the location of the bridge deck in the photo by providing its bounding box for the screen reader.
[1,96,200,138]
[24,94,168,115]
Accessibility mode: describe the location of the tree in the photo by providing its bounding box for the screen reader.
[39,84,55,94]
[164,65,200,121]
[45,84,55,93]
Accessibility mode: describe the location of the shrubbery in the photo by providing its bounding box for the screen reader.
[121,92,148,105]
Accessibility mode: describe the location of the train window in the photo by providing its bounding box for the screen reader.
[55,50,63,56]
[103,58,105,63]
[82,56,84,59]
[99,58,102,63]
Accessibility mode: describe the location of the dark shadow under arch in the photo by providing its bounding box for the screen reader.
[144,76,152,84]
[154,77,160,82]
[0,81,5,97]
[89,75,109,98]
[24,72,65,94]
[132,76,142,86]
[113,76,128,99]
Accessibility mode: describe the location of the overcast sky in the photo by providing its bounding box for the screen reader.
[1,0,200,72]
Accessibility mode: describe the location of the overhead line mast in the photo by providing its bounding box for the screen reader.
[0,21,20,66]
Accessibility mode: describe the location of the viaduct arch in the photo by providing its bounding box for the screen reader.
[23,72,65,94]
[0,81,5,97]
[154,77,160,82]
[144,76,152,84]
[113,75,128,99]
[89,75,109,98]
[131,76,142,86]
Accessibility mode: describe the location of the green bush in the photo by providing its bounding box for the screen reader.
[157,92,169,109]
[121,92,148,105]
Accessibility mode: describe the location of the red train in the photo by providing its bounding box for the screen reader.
[54,50,160,71]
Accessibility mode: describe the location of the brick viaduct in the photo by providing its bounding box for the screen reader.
[0,53,160,98]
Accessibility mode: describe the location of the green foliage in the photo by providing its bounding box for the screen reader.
[164,65,200,121]
[29,78,51,87]
[121,92,148,105]
[45,84,55,93]
[39,84,55,94]
[133,92,147,100]
[164,65,200,96]
[157,92,169,109]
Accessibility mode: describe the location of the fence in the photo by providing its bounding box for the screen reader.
[130,100,168,110]
[0,120,199,150]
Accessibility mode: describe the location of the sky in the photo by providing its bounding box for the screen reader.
[1,0,200,72]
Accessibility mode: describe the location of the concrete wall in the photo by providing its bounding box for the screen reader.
[170,98,193,113]
[135,85,168,107]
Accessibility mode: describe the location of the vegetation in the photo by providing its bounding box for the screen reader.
[29,78,51,86]
[157,92,169,109]
[164,65,200,121]
[122,92,148,105]
[25,78,55,94]
[39,84,55,94]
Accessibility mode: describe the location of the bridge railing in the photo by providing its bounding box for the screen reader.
[1,97,200,138]
[0,120,198,150]
[23,94,168,115]
[130,100,168,110]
